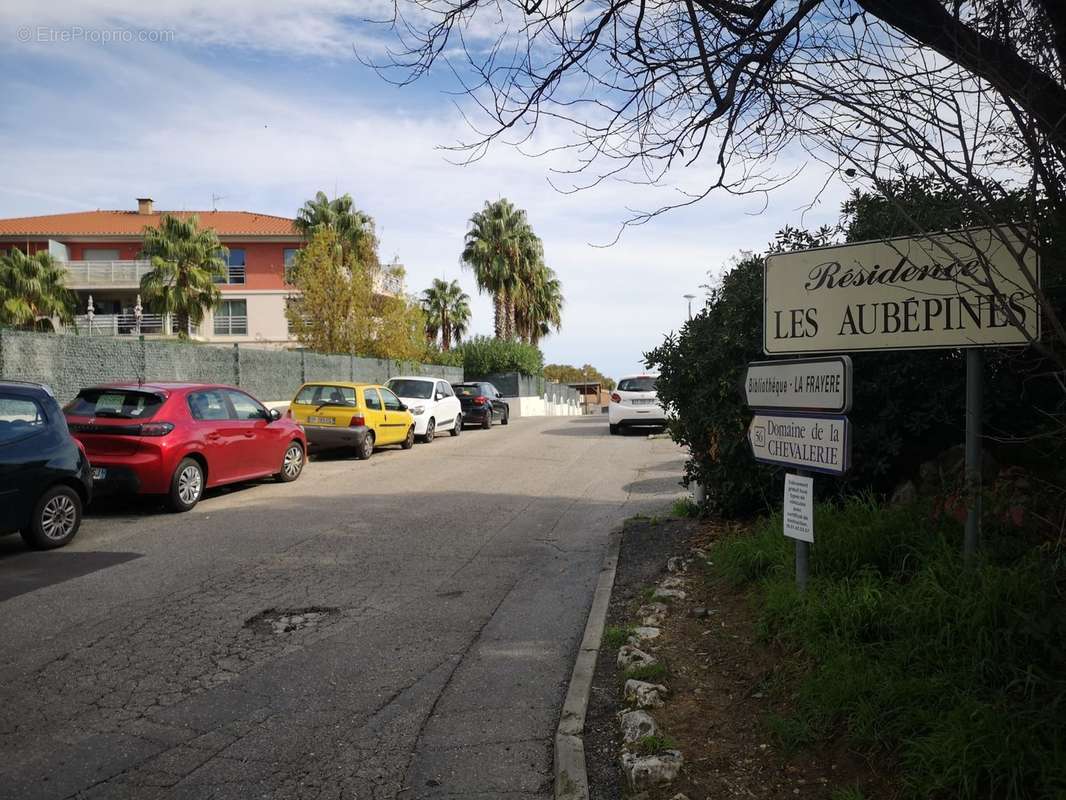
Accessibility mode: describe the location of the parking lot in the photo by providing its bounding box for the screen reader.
[0,416,683,799]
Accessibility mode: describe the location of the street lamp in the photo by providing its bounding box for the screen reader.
[683,293,696,320]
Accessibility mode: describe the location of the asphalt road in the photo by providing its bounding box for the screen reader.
[0,415,684,800]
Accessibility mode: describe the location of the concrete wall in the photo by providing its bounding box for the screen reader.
[0,330,463,404]
[465,371,581,418]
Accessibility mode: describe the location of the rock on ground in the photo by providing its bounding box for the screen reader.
[617,709,659,744]
[620,750,684,791]
[624,679,668,709]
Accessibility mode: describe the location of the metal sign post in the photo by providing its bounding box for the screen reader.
[964,349,983,564]
[745,356,852,591]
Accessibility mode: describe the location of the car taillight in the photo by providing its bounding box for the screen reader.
[611,393,621,403]
[473,396,487,405]
[349,415,366,427]
[138,422,175,437]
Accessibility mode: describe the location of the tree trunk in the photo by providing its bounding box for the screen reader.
[494,294,506,338]
[442,310,451,351]
[177,311,190,340]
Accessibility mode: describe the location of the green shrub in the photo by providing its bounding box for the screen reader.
[716,498,1066,799]
[454,335,543,376]
[671,496,700,518]
[624,662,667,682]
[633,734,677,755]
[602,625,634,650]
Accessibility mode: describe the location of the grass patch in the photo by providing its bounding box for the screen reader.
[624,662,667,682]
[602,625,635,650]
[671,496,701,518]
[829,788,867,800]
[633,734,677,755]
[714,496,1066,800]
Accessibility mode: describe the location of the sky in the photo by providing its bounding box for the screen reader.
[0,1,850,379]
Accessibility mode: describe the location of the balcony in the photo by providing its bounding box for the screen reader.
[213,315,248,336]
[214,265,246,285]
[70,313,200,337]
[63,260,154,289]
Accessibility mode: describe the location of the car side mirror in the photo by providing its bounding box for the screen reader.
[435,392,445,401]
[398,403,408,412]
[268,408,282,421]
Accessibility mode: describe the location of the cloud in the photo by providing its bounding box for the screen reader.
[0,10,850,379]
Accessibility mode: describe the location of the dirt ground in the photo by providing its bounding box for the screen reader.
[584,516,898,800]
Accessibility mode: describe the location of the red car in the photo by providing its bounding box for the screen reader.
[64,383,307,512]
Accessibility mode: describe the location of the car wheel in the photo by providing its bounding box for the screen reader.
[423,418,435,443]
[21,484,82,550]
[402,426,415,450]
[501,410,509,426]
[356,431,375,460]
[609,423,620,435]
[482,412,491,430]
[276,441,305,482]
[450,414,462,436]
[169,457,204,512]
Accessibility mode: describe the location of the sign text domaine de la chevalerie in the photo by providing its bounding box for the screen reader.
[763,228,1040,354]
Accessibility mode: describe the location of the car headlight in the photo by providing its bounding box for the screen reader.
[411,405,426,415]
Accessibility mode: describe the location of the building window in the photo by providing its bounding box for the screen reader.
[283,248,299,283]
[214,299,248,335]
[83,248,120,262]
[215,248,246,284]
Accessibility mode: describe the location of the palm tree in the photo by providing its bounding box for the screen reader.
[0,249,75,331]
[295,191,377,266]
[461,198,535,339]
[139,214,227,338]
[515,264,563,345]
[421,278,471,351]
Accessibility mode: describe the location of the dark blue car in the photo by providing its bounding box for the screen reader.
[0,381,92,549]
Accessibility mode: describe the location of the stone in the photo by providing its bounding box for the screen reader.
[617,709,659,744]
[691,607,714,619]
[620,750,684,791]
[617,645,656,670]
[670,794,691,800]
[653,588,686,601]
[659,576,686,590]
[627,627,661,645]
[638,602,669,617]
[889,480,918,506]
[690,547,707,559]
[666,556,687,574]
[641,614,664,627]
[624,679,668,708]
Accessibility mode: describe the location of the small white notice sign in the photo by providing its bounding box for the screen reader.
[783,474,814,542]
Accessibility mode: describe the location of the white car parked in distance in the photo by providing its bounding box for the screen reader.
[385,377,463,442]
[608,374,666,435]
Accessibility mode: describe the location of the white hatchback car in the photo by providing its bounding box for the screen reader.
[385,377,463,442]
[608,374,666,434]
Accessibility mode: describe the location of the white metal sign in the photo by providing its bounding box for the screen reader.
[745,356,852,413]
[764,227,1040,354]
[748,413,851,476]
[783,474,814,542]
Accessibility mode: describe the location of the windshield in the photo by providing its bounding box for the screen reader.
[64,389,164,419]
[453,384,481,397]
[294,384,357,407]
[618,377,657,392]
[386,379,433,400]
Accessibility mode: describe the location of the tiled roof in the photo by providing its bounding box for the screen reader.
[0,210,300,237]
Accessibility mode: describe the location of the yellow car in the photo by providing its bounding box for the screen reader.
[289,382,415,460]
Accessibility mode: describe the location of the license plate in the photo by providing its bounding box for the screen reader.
[631,398,655,405]
[308,416,335,425]
[91,467,107,480]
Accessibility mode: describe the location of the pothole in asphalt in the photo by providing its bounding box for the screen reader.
[244,606,339,635]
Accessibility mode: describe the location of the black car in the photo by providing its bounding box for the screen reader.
[452,382,510,429]
[0,381,92,549]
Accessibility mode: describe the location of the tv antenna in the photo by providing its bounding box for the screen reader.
[211,193,228,211]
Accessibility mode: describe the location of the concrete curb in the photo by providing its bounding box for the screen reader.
[555,528,623,800]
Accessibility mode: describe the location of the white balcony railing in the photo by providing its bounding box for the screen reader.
[214,265,246,285]
[70,313,200,337]
[63,260,154,289]
[213,315,248,336]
